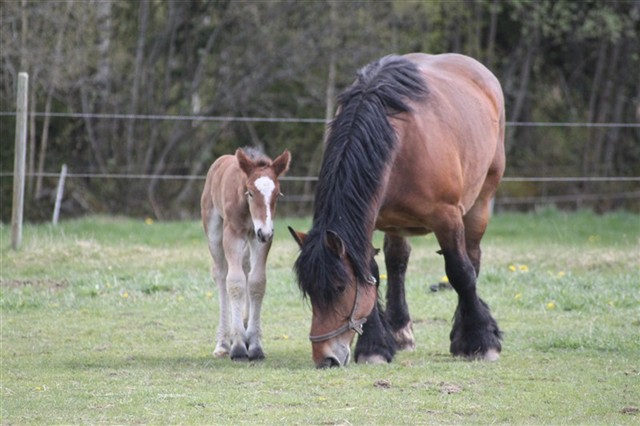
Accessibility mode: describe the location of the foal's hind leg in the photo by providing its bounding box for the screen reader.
[434,208,501,361]
[383,234,415,350]
[206,214,231,358]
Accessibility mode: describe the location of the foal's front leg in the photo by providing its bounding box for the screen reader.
[223,228,250,360]
[384,234,415,350]
[245,239,271,361]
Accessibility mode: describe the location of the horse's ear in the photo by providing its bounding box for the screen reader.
[272,150,291,177]
[325,230,346,258]
[236,148,255,176]
[288,226,307,248]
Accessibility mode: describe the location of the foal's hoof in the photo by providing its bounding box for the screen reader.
[393,322,416,351]
[230,344,249,361]
[213,342,230,358]
[356,354,388,364]
[248,346,265,361]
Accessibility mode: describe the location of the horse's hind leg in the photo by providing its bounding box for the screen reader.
[434,207,501,361]
[383,234,415,350]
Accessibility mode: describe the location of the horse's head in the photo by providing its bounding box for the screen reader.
[237,148,291,243]
[289,227,380,368]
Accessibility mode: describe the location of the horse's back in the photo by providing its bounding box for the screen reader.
[379,53,505,232]
[201,154,242,231]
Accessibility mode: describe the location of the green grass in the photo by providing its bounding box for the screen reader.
[1,210,639,424]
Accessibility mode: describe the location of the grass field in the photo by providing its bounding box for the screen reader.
[1,209,639,424]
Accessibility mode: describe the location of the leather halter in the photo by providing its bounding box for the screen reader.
[308,275,376,343]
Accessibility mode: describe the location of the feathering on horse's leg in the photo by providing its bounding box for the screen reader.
[434,213,501,361]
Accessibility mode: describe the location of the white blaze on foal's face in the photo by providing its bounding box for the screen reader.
[251,176,276,242]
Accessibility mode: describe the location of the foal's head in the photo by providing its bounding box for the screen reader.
[236,148,291,243]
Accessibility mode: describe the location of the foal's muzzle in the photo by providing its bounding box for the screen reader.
[256,228,273,243]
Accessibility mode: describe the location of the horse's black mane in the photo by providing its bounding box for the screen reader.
[294,55,428,308]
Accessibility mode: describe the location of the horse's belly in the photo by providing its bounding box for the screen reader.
[375,207,434,236]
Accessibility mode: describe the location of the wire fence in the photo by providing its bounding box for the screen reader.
[2,110,640,128]
[3,111,639,212]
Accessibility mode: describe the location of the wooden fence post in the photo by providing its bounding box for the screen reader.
[11,72,28,250]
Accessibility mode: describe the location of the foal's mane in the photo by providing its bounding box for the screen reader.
[295,55,428,308]
[242,146,272,168]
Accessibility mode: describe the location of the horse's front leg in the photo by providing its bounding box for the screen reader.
[223,227,250,361]
[245,239,271,361]
[434,210,501,361]
[383,234,415,350]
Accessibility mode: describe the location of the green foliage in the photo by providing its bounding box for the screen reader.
[1,1,638,220]
[1,211,639,423]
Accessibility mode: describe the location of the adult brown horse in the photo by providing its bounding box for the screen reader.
[289,53,505,368]
[201,147,290,361]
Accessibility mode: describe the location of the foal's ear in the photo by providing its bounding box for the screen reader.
[288,226,307,248]
[272,150,291,177]
[236,148,255,176]
[325,230,346,258]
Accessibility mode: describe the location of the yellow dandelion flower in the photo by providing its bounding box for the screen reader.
[145,217,154,225]
[282,334,290,340]
[441,275,449,283]
[514,293,523,300]
[546,301,556,310]
[508,265,517,272]
[205,291,214,299]
[519,265,529,272]
[557,271,566,278]
[121,292,129,299]
[380,274,388,280]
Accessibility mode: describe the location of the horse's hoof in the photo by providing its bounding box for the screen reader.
[458,348,500,362]
[393,322,416,351]
[483,349,500,361]
[248,347,265,361]
[357,354,388,364]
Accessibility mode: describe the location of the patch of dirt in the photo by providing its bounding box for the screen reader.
[621,407,639,415]
[373,379,392,389]
[0,279,68,291]
[440,382,463,394]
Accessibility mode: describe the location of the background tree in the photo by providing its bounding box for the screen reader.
[1,0,638,221]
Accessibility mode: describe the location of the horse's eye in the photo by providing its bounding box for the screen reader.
[278,192,284,198]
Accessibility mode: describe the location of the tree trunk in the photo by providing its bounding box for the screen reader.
[35,0,72,199]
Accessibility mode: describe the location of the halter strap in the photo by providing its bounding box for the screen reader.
[308,275,375,343]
